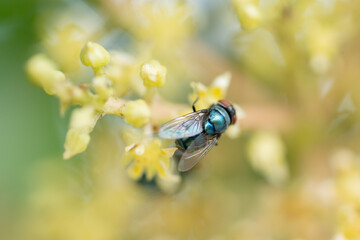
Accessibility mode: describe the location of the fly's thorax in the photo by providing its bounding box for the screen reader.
[204,105,231,134]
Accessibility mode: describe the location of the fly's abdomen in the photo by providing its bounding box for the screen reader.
[204,106,230,134]
[175,134,201,151]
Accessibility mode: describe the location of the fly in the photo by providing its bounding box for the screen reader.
[158,99,237,172]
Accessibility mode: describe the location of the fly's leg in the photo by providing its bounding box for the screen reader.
[215,134,220,146]
[192,97,199,112]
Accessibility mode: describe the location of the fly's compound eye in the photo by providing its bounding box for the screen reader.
[228,105,236,125]
[218,99,236,125]
[232,115,237,125]
[219,99,231,108]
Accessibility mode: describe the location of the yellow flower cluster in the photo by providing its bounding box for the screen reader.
[26,41,173,178]
[123,139,174,180]
[233,0,352,81]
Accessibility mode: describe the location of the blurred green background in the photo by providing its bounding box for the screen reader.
[0,0,62,234]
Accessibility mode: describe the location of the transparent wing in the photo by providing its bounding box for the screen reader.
[178,134,220,172]
[158,110,209,139]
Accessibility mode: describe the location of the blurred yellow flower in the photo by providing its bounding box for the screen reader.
[43,24,90,73]
[25,54,62,95]
[247,131,288,185]
[133,1,193,48]
[232,0,261,30]
[189,72,231,110]
[63,106,100,159]
[306,26,337,74]
[105,51,136,96]
[122,139,174,181]
[331,149,360,239]
[122,99,151,128]
[140,60,167,87]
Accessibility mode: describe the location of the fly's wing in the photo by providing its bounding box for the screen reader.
[158,110,209,139]
[178,134,220,172]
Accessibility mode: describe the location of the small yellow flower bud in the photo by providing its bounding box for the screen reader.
[63,128,91,160]
[63,106,99,159]
[25,54,61,95]
[122,99,151,128]
[93,76,114,99]
[80,42,110,69]
[233,0,261,30]
[140,60,167,87]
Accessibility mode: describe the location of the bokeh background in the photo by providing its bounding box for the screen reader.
[1,0,360,239]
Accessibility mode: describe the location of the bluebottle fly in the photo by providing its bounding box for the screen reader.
[158,99,237,172]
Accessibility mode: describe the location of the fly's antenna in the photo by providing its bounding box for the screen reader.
[192,97,199,112]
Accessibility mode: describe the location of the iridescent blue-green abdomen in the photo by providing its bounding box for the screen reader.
[203,105,231,135]
[175,134,200,151]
